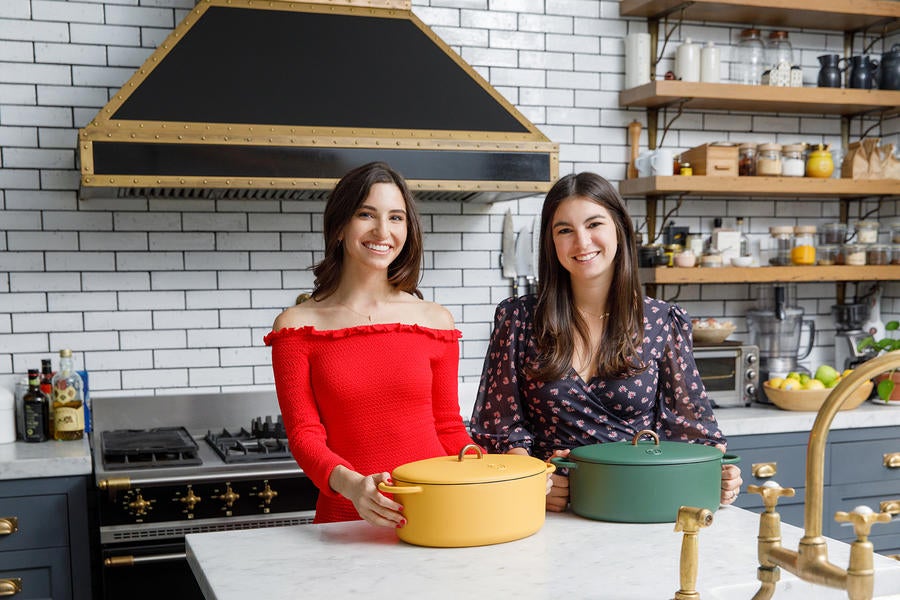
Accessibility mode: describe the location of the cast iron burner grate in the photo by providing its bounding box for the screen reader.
[205,416,291,464]
[101,427,202,470]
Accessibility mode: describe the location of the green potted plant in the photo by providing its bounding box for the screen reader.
[857,320,900,402]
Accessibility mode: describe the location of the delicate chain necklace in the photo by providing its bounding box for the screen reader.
[577,307,610,320]
[336,301,375,323]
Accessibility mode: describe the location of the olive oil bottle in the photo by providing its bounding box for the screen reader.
[51,349,84,441]
[23,369,50,442]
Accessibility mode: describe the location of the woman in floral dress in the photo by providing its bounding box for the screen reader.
[470,172,743,512]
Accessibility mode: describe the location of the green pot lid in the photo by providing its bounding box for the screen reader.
[569,430,722,466]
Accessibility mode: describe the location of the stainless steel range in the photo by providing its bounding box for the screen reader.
[91,391,317,600]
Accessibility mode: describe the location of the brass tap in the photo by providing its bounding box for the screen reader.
[673,505,714,600]
[748,350,900,600]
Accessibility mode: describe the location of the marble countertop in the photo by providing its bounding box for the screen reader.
[713,400,900,436]
[186,507,900,600]
[0,437,92,480]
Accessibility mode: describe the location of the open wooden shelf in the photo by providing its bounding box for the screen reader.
[620,176,900,198]
[619,81,900,116]
[639,264,900,284]
[619,0,899,33]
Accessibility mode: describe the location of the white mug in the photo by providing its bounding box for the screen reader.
[635,149,675,177]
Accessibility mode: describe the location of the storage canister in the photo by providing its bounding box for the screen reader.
[893,244,900,265]
[768,226,794,266]
[892,221,900,244]
[855,220,880,244]
[820,222,848,245]
[866,244,891,265]
[756,143,782,176]
[738,143,757,176]
[843,243,867,266]
[781,144,806,176]
[791,225,816,265]
[817,244,839,266]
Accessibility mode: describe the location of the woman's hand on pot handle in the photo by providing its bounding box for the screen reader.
[546,449,571,512]
[329,466,405,528]
[716,444,743,506]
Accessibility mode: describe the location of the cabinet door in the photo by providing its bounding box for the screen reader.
[828,479,900,553]
[727,431,814,491]
[831,432,900,486]
[0,493,68,551]
[0,547,71,599]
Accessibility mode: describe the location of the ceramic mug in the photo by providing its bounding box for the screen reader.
[636,149,675,177]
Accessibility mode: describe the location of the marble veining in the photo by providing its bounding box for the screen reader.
[0,437,91,480]
[186,508,900,600]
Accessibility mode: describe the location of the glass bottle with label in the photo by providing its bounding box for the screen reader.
[23,369,50,442]
[40,358,55,437]
[736,217,750,256]
[51,349,85,441]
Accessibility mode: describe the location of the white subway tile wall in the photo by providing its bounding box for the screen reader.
[0,0,897,398]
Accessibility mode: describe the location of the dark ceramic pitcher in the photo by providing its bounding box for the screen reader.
[848,55,879,89]
[879,44,900,90]
[817,54,844,88]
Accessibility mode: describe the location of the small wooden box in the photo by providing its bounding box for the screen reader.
[681,143,739,176]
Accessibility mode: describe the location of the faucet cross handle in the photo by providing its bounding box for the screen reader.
[835,505,893,541]
[747,481,796,512]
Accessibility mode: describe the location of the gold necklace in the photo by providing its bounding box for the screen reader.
[577,307,610,320]
[336,301,375,323]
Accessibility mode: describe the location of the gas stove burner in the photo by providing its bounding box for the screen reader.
[205,417,291,464]
[101,426,202,470]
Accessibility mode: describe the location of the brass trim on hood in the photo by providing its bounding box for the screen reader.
[78,0,558,202]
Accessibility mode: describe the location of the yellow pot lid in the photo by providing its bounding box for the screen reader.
[391,445,551,485]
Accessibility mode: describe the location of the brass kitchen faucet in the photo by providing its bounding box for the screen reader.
[747,350,900,600]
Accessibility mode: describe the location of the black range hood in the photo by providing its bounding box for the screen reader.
[78,0,558,202]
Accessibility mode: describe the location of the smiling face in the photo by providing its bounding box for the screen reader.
[551,195,618,284]
[340,182,408,272]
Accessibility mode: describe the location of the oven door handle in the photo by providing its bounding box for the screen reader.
[104,553,186,568]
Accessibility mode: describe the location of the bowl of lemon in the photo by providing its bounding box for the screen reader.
[763,365,873,412]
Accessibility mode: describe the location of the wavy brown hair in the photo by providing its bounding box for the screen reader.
[531,172,644,381]
[311,162,423,300]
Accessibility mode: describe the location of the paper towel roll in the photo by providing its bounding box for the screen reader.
[0,388,15,444]
[624,33,651,89]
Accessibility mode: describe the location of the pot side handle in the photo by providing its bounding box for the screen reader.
[550,457,577,470]
[722,454,741,465]
[377,483,423,495]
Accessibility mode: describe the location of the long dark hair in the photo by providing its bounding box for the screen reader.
[531,172,643,381]
[311,161,423,300]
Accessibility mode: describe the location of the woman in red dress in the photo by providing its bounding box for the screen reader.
[265,162,474,527]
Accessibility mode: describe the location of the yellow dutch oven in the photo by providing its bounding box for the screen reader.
[377,444,555,548]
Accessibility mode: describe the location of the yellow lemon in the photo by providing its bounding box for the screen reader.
[786,371,802,381]
[804,379,826,390]
[781,379,801,391]
[767,377,785,389]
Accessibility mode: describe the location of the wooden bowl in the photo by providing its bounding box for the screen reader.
[762,380,874,412]
[691,323,736,344]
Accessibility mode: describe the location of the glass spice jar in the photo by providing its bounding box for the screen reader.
[769,225,794,266]
[680,162,693,176]
[781,144,806,176]
[866,244,891,265]
[756,143,782,176]
[791,225,816,265]
[843,243,867,266]
[893,244,900,265]
[855,220,880,244]
[892,221,900,244]
[819,222,847,245]
[817,244,839,266]
[738,143,757,176]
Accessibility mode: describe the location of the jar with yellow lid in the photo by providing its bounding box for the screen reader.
[791,225,816,265]
[806,143,834,178]
[756,143,782,176]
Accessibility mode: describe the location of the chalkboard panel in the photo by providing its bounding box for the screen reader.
[112,6,529,134]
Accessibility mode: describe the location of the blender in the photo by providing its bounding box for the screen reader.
[833,284,880,370]
[747,283,816,403]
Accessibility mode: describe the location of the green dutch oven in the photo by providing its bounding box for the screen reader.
[551,430,740,523]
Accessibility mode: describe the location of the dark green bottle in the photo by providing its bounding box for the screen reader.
[23,369,50,442]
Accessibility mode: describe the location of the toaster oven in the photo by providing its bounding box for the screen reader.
[692,342,759,407]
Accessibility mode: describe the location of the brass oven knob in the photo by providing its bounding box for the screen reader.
[216,484,240,508]
[128,493,152,516]
[178,486,202,512]
[0,517,18,536]
[0,578,22,596]
[255,482,279,505]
